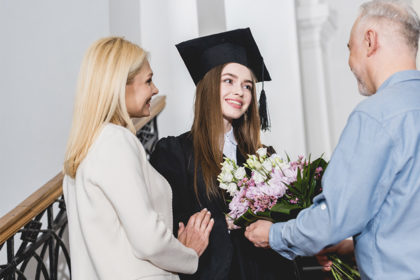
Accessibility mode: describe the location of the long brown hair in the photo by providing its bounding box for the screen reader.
[191,64,262,200]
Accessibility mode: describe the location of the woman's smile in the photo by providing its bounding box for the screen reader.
[225,98,243,109]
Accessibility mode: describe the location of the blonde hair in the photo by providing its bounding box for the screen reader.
[64,37,147,178]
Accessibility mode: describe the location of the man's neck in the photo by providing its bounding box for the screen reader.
[371,56,417,92]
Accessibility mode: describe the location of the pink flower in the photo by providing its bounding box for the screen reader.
[267,170,288,198]
[244,185,278,213]
[228,187,249,219]
[289,198,299,204]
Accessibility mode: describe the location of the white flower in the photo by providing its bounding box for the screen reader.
[256,147,267,158]
[222,161,235,172]
[254,161,262,171]
[221,171,234,183]
[262,159,273,172]
[234,167,246,180]
[246,155,256,166]
[252,171,266,184]
[246,157,256,169]
[227,183,238,196]
[274,160,289,171]
[269,153,281,160]
[219,182,228,190]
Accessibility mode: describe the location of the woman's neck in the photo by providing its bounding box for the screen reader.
[223,118,232,134]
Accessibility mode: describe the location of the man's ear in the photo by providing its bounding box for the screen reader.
[364,29,378,57]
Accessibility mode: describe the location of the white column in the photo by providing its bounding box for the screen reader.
[297,0,335,158]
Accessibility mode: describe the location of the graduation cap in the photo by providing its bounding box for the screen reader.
[176,28,271,131]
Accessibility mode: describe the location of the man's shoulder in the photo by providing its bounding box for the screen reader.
[354,82,420,122]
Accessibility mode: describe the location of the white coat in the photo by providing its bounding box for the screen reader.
[63,124,198,280]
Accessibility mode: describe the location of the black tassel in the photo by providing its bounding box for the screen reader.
[259,89,270,131]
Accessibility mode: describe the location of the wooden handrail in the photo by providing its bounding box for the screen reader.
[0,174,63,245]
[0,95,166,245]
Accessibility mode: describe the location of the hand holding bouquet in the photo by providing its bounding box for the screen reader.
[218,148,326,227]
[217,148,360,280]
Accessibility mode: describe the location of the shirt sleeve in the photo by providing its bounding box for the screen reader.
[90,129,198,274]
[269,111,398,259]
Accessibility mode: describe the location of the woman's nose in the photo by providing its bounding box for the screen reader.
[152,83,159,95]
[234,83,244,96]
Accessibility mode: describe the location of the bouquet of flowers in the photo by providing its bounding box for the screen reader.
[217,148,360,280]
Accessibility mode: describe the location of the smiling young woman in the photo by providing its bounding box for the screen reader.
[190,62,261,200]
[150,29,295,280]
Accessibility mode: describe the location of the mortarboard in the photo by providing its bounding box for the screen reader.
[176,28,271,131]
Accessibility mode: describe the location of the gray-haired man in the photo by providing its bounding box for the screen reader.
[245,1,420,279]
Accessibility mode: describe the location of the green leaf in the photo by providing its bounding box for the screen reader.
[233,209,258,227]
[284,152,291,162]
[270,202,302,215]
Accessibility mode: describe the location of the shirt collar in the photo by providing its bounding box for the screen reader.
[224,127,237,146]
[377,70,420,92]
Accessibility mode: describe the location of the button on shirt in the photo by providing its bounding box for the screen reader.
[269,70,420,280]
[223,128,237,163]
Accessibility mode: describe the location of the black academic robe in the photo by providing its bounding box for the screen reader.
[150,132,296,280]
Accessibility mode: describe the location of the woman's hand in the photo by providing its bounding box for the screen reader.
[315,239,354,271]
[226,215,240,230]
[177,209,214,256]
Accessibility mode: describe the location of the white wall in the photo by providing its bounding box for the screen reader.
[324,0,366,147]
[139,0,199,137]
[109,0,141,45]
[197,0,226,36]
[224,0,307,158]
[0,0,110,215]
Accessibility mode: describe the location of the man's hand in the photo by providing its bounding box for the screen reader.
[244,220,272,248]
[316,239,354,271]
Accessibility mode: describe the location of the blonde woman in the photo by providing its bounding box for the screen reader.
[63,37,214,280]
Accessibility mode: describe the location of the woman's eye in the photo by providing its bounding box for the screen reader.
[223,78,233,84]
[146,79,152,84]
[244,84,252,90]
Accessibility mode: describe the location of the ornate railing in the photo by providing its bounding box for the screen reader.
[0,96,166,280]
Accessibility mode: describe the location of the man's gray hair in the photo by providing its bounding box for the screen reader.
[359,0,420,52]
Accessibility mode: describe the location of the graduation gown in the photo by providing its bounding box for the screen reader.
[150,132,296,280]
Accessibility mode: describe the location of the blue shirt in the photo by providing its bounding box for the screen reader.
[269,70,420,280]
